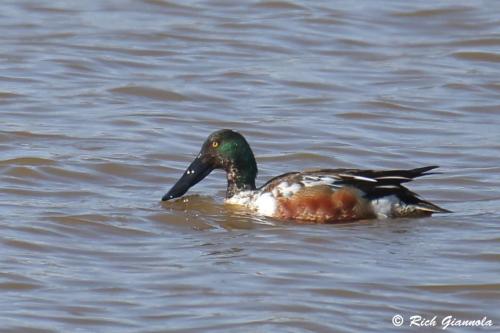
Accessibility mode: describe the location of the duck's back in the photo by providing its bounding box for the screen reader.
[246,166,449,223]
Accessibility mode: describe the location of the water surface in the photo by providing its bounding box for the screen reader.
[1,1,499,332]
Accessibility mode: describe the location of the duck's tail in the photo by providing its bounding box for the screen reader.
[357,166,451,218]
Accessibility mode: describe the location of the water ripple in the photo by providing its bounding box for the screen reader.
[1,0,499,332]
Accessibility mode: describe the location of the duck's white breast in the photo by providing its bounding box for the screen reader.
[252,192,277,216]
[225,190,278,217]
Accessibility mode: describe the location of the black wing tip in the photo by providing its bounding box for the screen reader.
[408,165,443,179]
[414,198,452,214]
[421,165,439,170]
[426,205,452,214]
[413,165,439,173]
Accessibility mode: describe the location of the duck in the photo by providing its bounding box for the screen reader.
[162,129,450,223]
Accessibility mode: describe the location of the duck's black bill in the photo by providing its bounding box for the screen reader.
[162,157,213,201]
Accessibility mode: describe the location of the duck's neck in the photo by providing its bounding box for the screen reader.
[225,164,257,199]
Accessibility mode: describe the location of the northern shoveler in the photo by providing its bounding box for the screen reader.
[162,129,450,223]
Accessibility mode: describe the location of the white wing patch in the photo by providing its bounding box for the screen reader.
[338,174,377,183]
[301,175,342,188]
[272,181,302,197]
[375,176,411,181]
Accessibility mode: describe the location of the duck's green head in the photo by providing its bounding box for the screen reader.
[162,129,258,201]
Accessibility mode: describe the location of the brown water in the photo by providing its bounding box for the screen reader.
[1,1,499,332]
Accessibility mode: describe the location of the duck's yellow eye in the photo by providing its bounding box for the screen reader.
[212,141,219,148]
